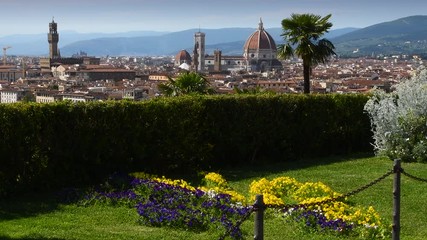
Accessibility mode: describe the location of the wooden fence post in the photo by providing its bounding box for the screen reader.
[254,194,264,240]
[392,159,401,240]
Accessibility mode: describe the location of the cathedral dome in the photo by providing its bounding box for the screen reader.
[243,18,281,72]
[243,19,277,51]
[175,49,192,66]
[175,50,191,62]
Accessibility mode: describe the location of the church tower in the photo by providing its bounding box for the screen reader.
[214,50,222,72]
[48,18,60,59]
[194,31,205,72]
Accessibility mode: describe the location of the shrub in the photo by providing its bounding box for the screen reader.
[364,67,427,162]
[0,94,373,195]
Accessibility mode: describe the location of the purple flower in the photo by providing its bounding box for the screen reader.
[83,174,250,240]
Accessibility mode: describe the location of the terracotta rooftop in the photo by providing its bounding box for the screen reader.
[243,19,277,51]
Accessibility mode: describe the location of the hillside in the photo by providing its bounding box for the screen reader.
[332,15,427,57]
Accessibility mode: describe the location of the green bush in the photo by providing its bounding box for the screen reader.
[364,67,427,162]
[202,94,371,166]
[0,94,372,195]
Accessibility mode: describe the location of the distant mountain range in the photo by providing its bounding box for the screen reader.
[0,27,358,57]
[332,15,427,57]
[0,31,170,56]
[2,15,427,57]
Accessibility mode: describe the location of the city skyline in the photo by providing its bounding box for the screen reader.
[1,0,427,37]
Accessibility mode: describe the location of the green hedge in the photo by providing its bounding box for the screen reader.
[0,94,372,195]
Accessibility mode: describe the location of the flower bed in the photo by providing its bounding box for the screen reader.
[82,172,251,239]
[249,176,389,238]
[80,172,390,239]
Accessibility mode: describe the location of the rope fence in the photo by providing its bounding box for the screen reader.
[218,159,427,240]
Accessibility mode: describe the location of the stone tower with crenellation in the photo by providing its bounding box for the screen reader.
[48,18,60,59]
[40,18,85,74]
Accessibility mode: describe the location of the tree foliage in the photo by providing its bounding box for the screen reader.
[277,13,335,93]
[158,72,215,96]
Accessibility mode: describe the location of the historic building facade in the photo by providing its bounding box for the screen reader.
[243,18,282,72]
[202,19,281,73]
[40,19,100,75]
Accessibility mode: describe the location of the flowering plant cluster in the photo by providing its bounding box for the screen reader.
[199,172,246,204]
[81,172,390,239]
[364,67,427,162]
[82,172,251,240]
[286,208,354,234]
[250,176,389,238]
[203,172,228,188]
[132,178,251,239]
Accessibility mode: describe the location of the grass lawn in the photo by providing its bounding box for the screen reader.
[1,155,426,240]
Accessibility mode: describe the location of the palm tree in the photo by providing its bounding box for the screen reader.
[158,71,215,96]
[277,13,336,93]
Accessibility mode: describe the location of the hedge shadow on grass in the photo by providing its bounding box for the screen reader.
[0,192,61,221]
[0,235,66,240]
[220,153,375,182]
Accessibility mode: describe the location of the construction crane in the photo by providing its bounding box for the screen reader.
[3,46,11,65]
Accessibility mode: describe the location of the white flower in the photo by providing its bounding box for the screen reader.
[206,189,218,198]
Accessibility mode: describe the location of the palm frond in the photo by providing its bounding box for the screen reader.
[158,72,214,96]
[312,39,336,64]
[277,43,294,60]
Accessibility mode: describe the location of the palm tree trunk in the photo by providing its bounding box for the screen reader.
[303,61,311,94]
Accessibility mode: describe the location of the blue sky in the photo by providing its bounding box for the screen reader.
[1,0,427,36]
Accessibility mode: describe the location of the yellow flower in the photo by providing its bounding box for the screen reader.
[154,176,196,191]
[223,189,246,203]
[263,193,284,206]
[203,172,228,188]
[200,172,246,204]
[249,178,272,196]
[270,176,301,196]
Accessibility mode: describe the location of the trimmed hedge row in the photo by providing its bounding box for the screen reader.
[0,94,372,195]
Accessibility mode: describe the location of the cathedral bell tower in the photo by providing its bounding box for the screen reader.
[48,18,60,59]
[194,31,205,72]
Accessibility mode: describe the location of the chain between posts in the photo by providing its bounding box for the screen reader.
[393,163,427,183]
[401,169,427,183]
[266,169,395,211]
[218,169,395,239]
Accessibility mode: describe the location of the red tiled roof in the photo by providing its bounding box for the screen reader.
[175,50,192,61]
[243,30,276,51]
